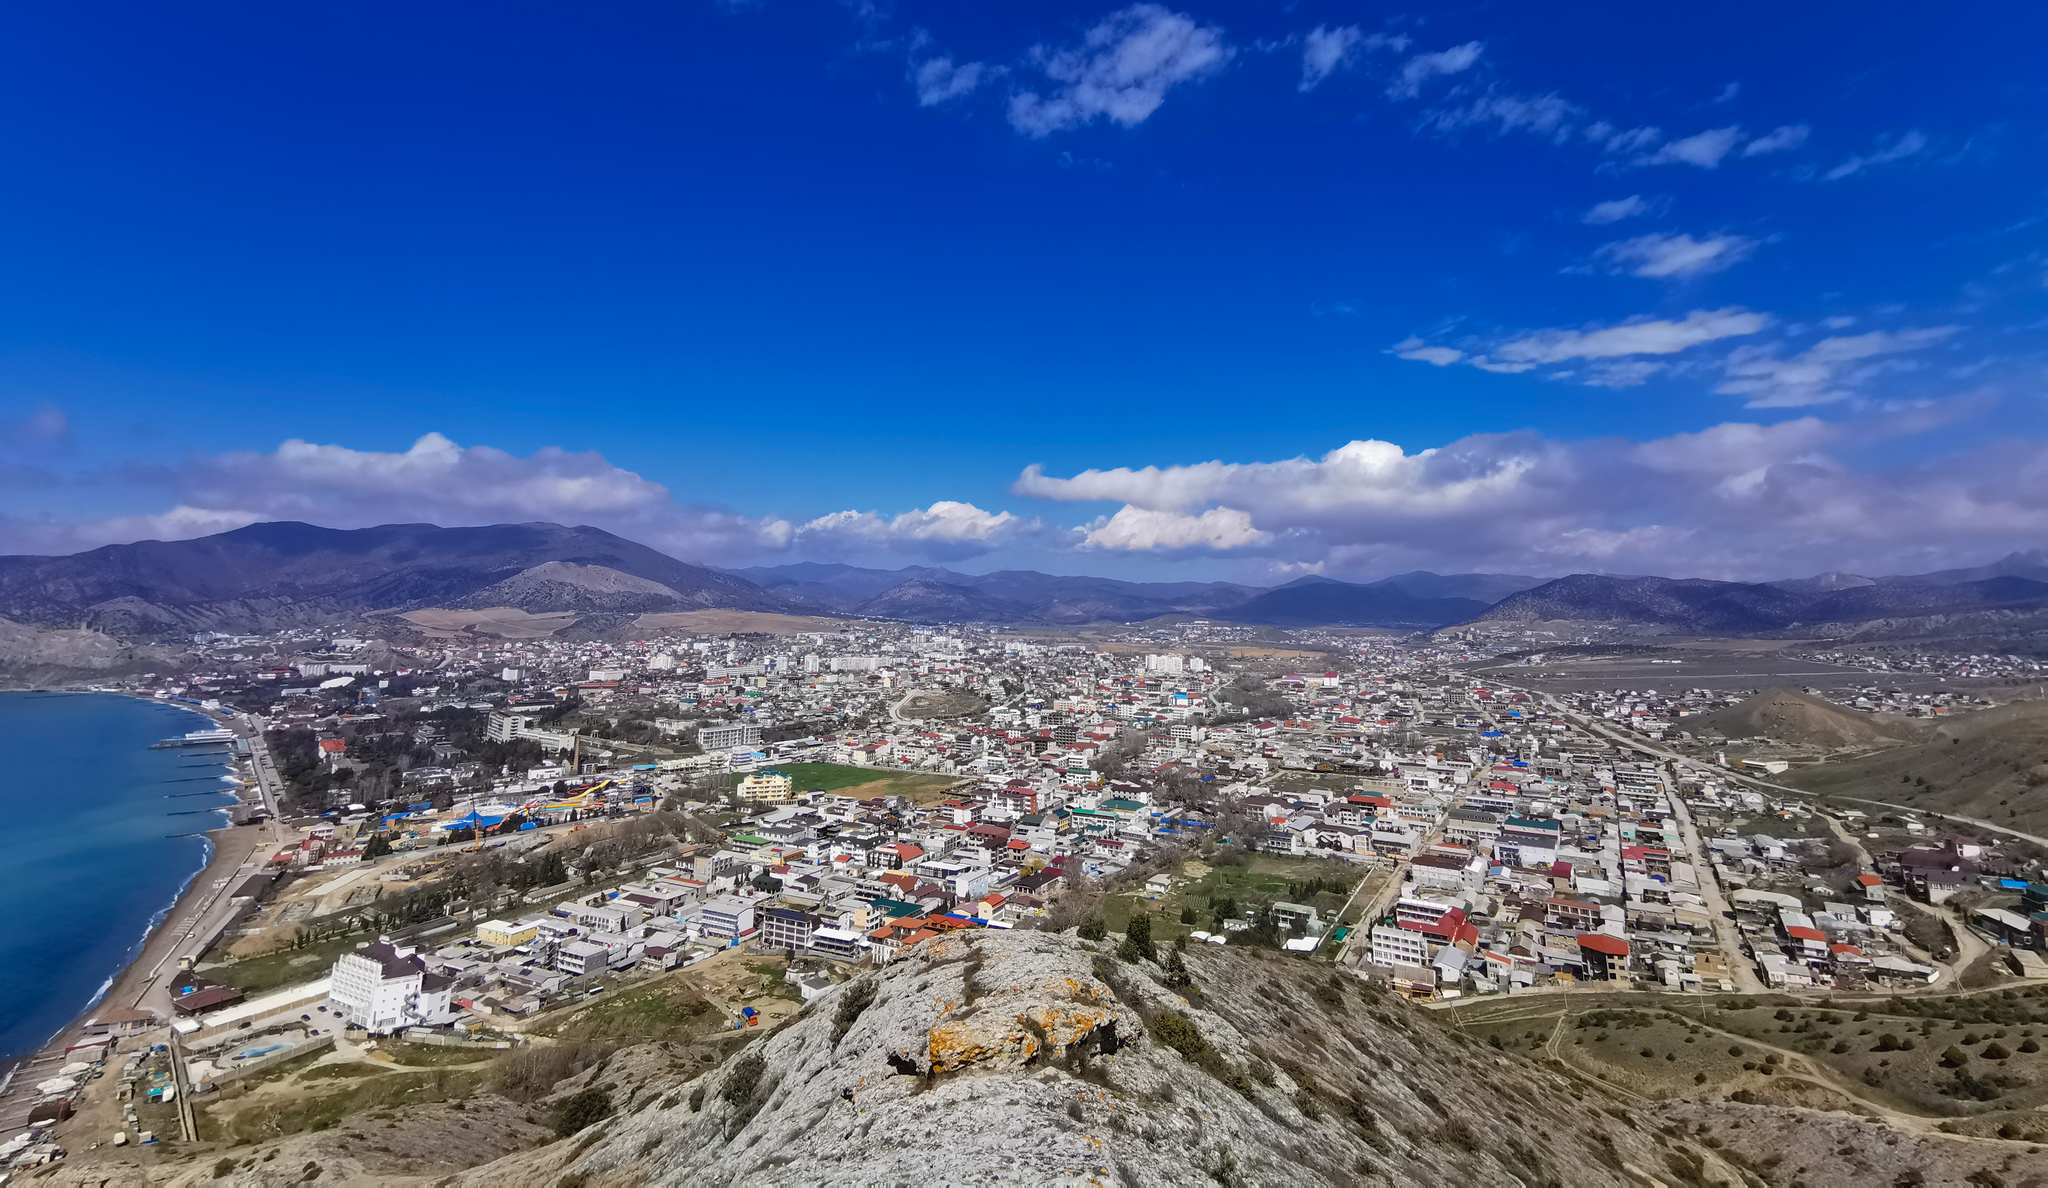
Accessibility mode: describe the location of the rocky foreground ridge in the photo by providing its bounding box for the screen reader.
[451,930,1715,1187]
[59,929,2041,1187]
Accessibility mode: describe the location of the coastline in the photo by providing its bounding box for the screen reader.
[0,695,285,1129]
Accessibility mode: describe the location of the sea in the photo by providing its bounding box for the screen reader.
[0,692,240,1065]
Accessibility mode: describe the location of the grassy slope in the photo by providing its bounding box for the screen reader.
[1787,698,2048,835]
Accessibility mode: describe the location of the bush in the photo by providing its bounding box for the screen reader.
[1077,916,1107,941]
[1982,1042,2011,1060]
[721,1052,767,1106]
[552,1087,613,1137]
[2021,1039,2042,1054]
[832,979,877,1044]
[1151,1010,1211,1062]
[1941,1046,1970,1068]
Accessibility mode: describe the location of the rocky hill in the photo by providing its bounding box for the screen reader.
[1689,687,1921,750]
[39,929,2031,1187]
[444,930,1711,1187]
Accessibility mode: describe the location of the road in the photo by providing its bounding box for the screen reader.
[1479,680,1772,994]
[1498,684,2048,851]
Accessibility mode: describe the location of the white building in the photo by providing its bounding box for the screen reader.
[328,941,455,1033]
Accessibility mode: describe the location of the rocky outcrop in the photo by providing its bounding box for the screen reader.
[444,930,1731,1187]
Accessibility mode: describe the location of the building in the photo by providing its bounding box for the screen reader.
[555,940,613,977]
[698,722,764,752]
[737,769,795,804]
[1577,933,1630,981]
[476,919,540,948]
[698,894,757,940]
[1369,921,1429,968]
[328,941,454,1032]
[759,906,819,952]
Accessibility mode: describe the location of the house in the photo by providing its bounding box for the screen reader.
[1576,933,1630,981]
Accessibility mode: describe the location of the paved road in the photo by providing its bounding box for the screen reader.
[1480,679,1770,993]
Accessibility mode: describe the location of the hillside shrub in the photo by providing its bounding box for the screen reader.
[552,1088,613,1137]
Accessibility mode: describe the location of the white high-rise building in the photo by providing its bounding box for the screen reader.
[328,941,454,1033]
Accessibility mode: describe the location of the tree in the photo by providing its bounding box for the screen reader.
[1077,916,1107,942]
[362,834,394,860]
[1119,912,1157,964]
[1179,906,1198,925]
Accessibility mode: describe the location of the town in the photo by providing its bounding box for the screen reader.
[6,614,2047,1174]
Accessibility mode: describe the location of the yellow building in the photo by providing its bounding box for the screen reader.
[737,768,795,804]
[476,918,539,947]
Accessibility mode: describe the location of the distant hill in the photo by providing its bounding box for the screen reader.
[1463,575,1811,634]
[1222,575,1490,628]
[0,521,804,636]
[852,577,1035,623]
[1689,687,1920,749]
[736,562,1258,624]
[738,562,1529,627]
[1456,572,2048,635]
[1878,549,2048,587]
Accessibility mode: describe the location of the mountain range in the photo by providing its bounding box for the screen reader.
[0,521,2044,639]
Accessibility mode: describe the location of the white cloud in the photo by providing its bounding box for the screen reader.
[1492,307,1772,365]
[1717,327,1959,408]
[1582,360,1667,388]
[1080,505,1268,550]
[1011,414,2048,579]
[1743,123,1809,156]
[1634,125,1743,168]
[1390,337,1464,366]
[1297,25,1406,91]
[1420,90,1583,143]
[1007,4,1232,137]
[1595,125,1663,154]
[794,501,1042,560]
[1592,231,1760,278]
[1823,130,1929,180]
[1386,41,1482,100]
[1582,195,1652,224]
[914,57,991,106]
[1707,82,1740,106]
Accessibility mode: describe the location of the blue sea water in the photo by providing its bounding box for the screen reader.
[0,692,239,1064]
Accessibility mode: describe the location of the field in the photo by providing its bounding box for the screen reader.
[1455,988,2048,1126]
[1099,853,1368,945]
[760,762,965,805]
[205,931,375,995]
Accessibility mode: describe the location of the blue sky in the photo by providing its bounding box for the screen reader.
[1,2,2044,582]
